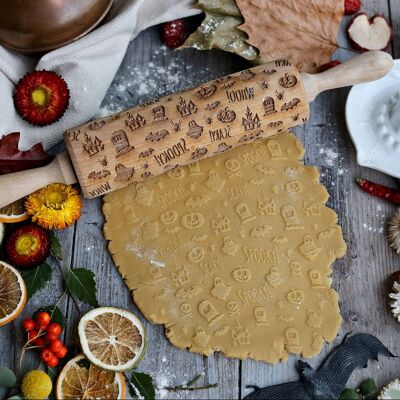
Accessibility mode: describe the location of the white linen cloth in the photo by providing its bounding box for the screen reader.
[0,0,199,150]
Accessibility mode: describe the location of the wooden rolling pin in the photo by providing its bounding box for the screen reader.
[0,51,393,207]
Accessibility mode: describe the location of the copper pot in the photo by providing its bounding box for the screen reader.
[0,0,113,53]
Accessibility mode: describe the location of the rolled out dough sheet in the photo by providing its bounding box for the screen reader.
[103,131,346,363]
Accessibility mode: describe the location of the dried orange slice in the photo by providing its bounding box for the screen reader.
[0,223,4,245]
[56,354,126,399]
[78,307,146,372]
[0,261,27,326]
[0,199,29,223]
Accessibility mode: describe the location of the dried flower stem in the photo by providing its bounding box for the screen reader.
[164,383,219,392]
[163,373,218,392]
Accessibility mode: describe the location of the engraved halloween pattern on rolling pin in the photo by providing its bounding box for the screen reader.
[65,59,310,198]
[0,51,393,208]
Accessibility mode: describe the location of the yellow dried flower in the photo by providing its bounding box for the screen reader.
[25,183,82,230]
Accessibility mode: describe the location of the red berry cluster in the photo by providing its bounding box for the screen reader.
[22,311,68,368]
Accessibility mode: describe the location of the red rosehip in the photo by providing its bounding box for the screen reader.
[55,346,68,359]
[40,348,54,364]
[49,339,63,353]
[22,318,35,332]
[47,322,62,337]
[35,311,51,330]
[46,355,59,367]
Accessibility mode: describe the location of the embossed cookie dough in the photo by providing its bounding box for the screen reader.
[103,131,346,363]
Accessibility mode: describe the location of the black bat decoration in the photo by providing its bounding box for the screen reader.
[244,334,395,400]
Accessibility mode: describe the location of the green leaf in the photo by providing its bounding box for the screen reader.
[65,268,98,307]
[33,305,66,329]
[49,232,63,260]
[22,263,52,298]
[129,371,156,400]
[7,396,23,400]
[0,366,16,388]
[339,389,360,400]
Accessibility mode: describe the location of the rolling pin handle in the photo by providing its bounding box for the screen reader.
[301,50,394,102]
[0,152,77,209]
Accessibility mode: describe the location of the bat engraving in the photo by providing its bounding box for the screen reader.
[206,101,221,110]
[145,129,170,142]
[139,148,155,158]
[88,170,111,180]
[281,98,301,111]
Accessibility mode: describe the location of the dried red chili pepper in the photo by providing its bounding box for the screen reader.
[356,178,400,205]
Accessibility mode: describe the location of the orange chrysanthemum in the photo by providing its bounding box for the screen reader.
[25,183,82,230]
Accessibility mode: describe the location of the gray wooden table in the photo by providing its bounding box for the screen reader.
[2,1,400,398]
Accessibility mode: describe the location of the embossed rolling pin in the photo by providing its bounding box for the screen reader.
[0,51,393,207]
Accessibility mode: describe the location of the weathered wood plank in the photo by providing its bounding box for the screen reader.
[241,0,400,397]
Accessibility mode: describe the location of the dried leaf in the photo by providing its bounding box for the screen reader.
[182,1,258,60]
[195,0,241,16]
[0,132,52,175]
[236,0,344,72]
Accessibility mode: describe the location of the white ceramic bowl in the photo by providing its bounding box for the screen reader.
[346,59,400,178]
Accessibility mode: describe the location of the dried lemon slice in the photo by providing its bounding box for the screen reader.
[0,260,27,326]
[78,307,146,372]
[56,354,126,399]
